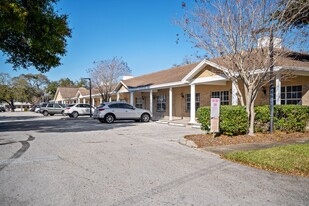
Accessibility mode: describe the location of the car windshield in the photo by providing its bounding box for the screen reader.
[67,104,75,107]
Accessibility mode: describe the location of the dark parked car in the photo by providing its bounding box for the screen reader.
[0,106,5,112]
[40,103,65,116]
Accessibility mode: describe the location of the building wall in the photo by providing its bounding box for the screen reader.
[111,75,309,120]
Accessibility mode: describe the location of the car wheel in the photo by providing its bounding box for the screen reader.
[50,114,55,116]
[61,110,65,116]
[43,111,48,116]
[105,114,114,124]
[141,113,150,122]
[72,111,79,118]
[98,118,105,123]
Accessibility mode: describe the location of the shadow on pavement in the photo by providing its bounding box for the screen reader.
[0,117,139,133]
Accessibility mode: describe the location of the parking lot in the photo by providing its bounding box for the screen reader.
[0,112,309,206]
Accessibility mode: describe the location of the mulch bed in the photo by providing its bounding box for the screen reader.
[185,131,309,148]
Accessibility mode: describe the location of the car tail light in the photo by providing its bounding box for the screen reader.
[66,107,70,110]
[98,108,105,111]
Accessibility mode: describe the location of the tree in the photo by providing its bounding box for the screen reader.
[274,0,309,28]
[0,73,50,110]
[46,81,59,98]
[75,78,88,88]
[179,0,308,135]
[0,73,16,111]
[87,57,132,102]
[0,0,71,72]
[58,78,76,87]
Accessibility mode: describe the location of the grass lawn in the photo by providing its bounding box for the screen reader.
[223,144,309,177]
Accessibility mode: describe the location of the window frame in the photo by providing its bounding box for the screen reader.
[280,85,302,105]
[156,95,166,112]
[185,93,200,112]
[211,91,229,105]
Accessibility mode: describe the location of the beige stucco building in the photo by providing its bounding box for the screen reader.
[54,51,309,122]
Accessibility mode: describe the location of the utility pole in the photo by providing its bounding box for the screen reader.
[269,29,274,133]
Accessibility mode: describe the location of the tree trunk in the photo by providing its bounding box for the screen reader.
[248,101,255,136]
[245,87,255,136]
[10,98,15,112]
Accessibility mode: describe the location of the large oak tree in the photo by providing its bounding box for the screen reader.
[0,0,71,72]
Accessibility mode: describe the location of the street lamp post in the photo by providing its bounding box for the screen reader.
[82,78,92,117]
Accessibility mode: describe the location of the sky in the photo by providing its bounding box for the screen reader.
[0,0,201,82]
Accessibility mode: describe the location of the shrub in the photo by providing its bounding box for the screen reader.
[255,105,309,133]
[254,106,270,133]
[197,107,211,131]
[220,106,248,136]
[274,105,309,132]
[197,106,248,136]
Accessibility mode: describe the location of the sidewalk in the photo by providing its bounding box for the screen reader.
[202,137,309,155]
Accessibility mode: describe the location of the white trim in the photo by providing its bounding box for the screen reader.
[150,90,153,114]
[275,73,281,105]
[182,59,229,82]
[113,81,129,93]
[191,75,228,84]
[189,84,196,124]
[127,81,186,92]
[232,81,238,105]
[169,87,173,121]
[130,92,134,105]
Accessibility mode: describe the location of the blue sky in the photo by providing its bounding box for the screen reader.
[0,0,201,81]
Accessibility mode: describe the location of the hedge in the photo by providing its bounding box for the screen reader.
[197,105,309,135]
[255,105,309,133]
[197,106,248,136]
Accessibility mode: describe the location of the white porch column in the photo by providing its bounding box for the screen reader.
[116,93,120,101]
[169,87,173,121]
[232,81,238,105]
[130,92,134,105]
[83,98,86,104]
[150,90,153,114]
[109,97,112,102]
[189,84,196,124]
[100,97,103,104]
[275,73,281,105]
[92,98,95,106]
[77,98,80,103]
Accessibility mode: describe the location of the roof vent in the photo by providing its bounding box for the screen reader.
[258,37,282,49]
[122,75,133,80]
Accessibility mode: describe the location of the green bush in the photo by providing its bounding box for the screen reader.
[254,106,270,133]
[198,105,309,135]
[255,105,309,133]
[220,106,248,136]
[274,105,309,132]
[197,106,248,136]
[197,107,211,131]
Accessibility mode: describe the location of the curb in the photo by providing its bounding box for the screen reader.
[156,121,169,124]
[169,122,186,127]
[178,137,198,148]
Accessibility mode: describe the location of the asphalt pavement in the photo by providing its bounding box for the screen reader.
[0,112,308,205]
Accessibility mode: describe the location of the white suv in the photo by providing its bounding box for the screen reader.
[92,102,152,123]
[64,103,93,118]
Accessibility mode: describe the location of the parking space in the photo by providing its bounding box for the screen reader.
[0,112,308,205]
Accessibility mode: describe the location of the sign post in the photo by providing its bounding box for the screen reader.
[210,98,220,136]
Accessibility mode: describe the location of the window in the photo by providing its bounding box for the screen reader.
[157,95,166,112]
[281,85,302,105]
[47,103,53,107]
[135,98,143,109]
[211,91,229,105]
[186,93,200,112]
[109,103,119,108]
